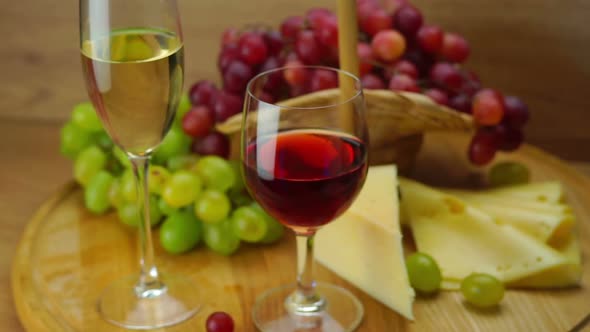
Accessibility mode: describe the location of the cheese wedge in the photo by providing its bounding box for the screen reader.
[315,165,415,320]
[399,178,567,287]
[478,182,564,203]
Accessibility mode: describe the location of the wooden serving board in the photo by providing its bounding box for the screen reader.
[12,132,590,332]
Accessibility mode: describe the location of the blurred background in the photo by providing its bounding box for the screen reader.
[2,0,590,159]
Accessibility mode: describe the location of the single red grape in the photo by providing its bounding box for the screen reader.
[280,16,304,40]
[393,60,418,79]
[259,57,284,93]
[449,93,472,113]
[238,33,268,66]
[361,74,386,89]
[218,45,239,73]
[460,74,482,96]
[393,4,423,36]
[357,42,374,76]
[263,30,284,56]
[403,47,434,77]
[212,91,242,123]
[206,312,235,332]
[221,28,239,47]
[472,89,505,126]
[310,68,338,92]
[314,15,339,48]
[389,73,420,92]
[182,106,215,138]
[441,32,470,63]
[503,96,529,129]
[423,88,449,106]
[372,29,406,62]
[222,60,254,94]
[189,80,218,107]
[417,25,443,53]
[305,8,335,29]
[360,8,393,37]
[469,129,498,165]
[382,0,408,14]
[429,62,463,90]
[295,30,322,64]
[357,1,379,25]
[500,127,524,151]
[192,132,230,159]
[283,60,309,87]
[259,91,276,104]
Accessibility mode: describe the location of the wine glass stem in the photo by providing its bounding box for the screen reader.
[129,155,165,298]
[293,234,322,306]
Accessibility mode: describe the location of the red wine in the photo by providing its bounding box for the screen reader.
[244,129,368,234]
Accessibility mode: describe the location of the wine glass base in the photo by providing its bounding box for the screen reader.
[252,283,364,332]
[97,275,200,330]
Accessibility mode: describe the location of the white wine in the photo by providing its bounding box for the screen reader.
[81,28,184,155]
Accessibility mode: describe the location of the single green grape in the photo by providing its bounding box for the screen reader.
[72,102,103,132]
[488,161,530,187]
[158,197,177,216]
[117,195,163,227]
[228,189,253,207]
[230,205,268,242]
[84,170,114,214]
[167,154,199,172]
[228,160,245,192]
[461,273,505,308]
[162,170,203,208]
[203,219,240,255]
[174,93,192,126]
[60,121,93,159]
[120,170,137,202]
[250,203,285,244]
[159,209,202,254]
[112,146,131,169]
[92,130,114,151]
[194,156,236,192]
[406,252,442,294]
[108,177,126,208]
[148,165,171,195]
[152,127,191,165]
[74,145,107,186]
[194,190,231,224]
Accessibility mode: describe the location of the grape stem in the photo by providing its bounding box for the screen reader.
[129,155,166,298]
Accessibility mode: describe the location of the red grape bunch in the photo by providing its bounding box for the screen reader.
[185,0,529,166]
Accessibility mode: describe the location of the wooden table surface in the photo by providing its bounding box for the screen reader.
[1,0,590,331]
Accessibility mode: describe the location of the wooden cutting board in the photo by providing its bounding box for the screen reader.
[11,132,590,332]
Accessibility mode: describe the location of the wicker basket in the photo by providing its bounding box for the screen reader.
[216,89,474,173]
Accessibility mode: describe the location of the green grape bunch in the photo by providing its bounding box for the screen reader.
[60,98,285,256]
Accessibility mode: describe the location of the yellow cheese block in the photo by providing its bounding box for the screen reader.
[315,165,415,320]
[399,178,567,286]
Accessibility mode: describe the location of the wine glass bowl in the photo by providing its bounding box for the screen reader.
[79,0,199,329]
[242,66,368,331]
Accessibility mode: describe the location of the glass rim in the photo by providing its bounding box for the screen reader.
[245,65,363,110]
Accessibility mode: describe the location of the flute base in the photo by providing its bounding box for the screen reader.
[97,275,200,330]
[252,283,363,332]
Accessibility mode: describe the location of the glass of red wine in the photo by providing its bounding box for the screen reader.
[242,66,369,331]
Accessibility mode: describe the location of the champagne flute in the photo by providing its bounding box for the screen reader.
[242,66,368,331]
[79,0,199,328]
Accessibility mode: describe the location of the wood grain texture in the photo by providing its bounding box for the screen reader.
[1,0,590,159]
[12,132,590,332]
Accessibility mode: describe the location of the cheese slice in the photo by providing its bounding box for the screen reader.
[446,190,575,245]
[509,231,583,288]
[315,165,415,320]
[399,178,567,287]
